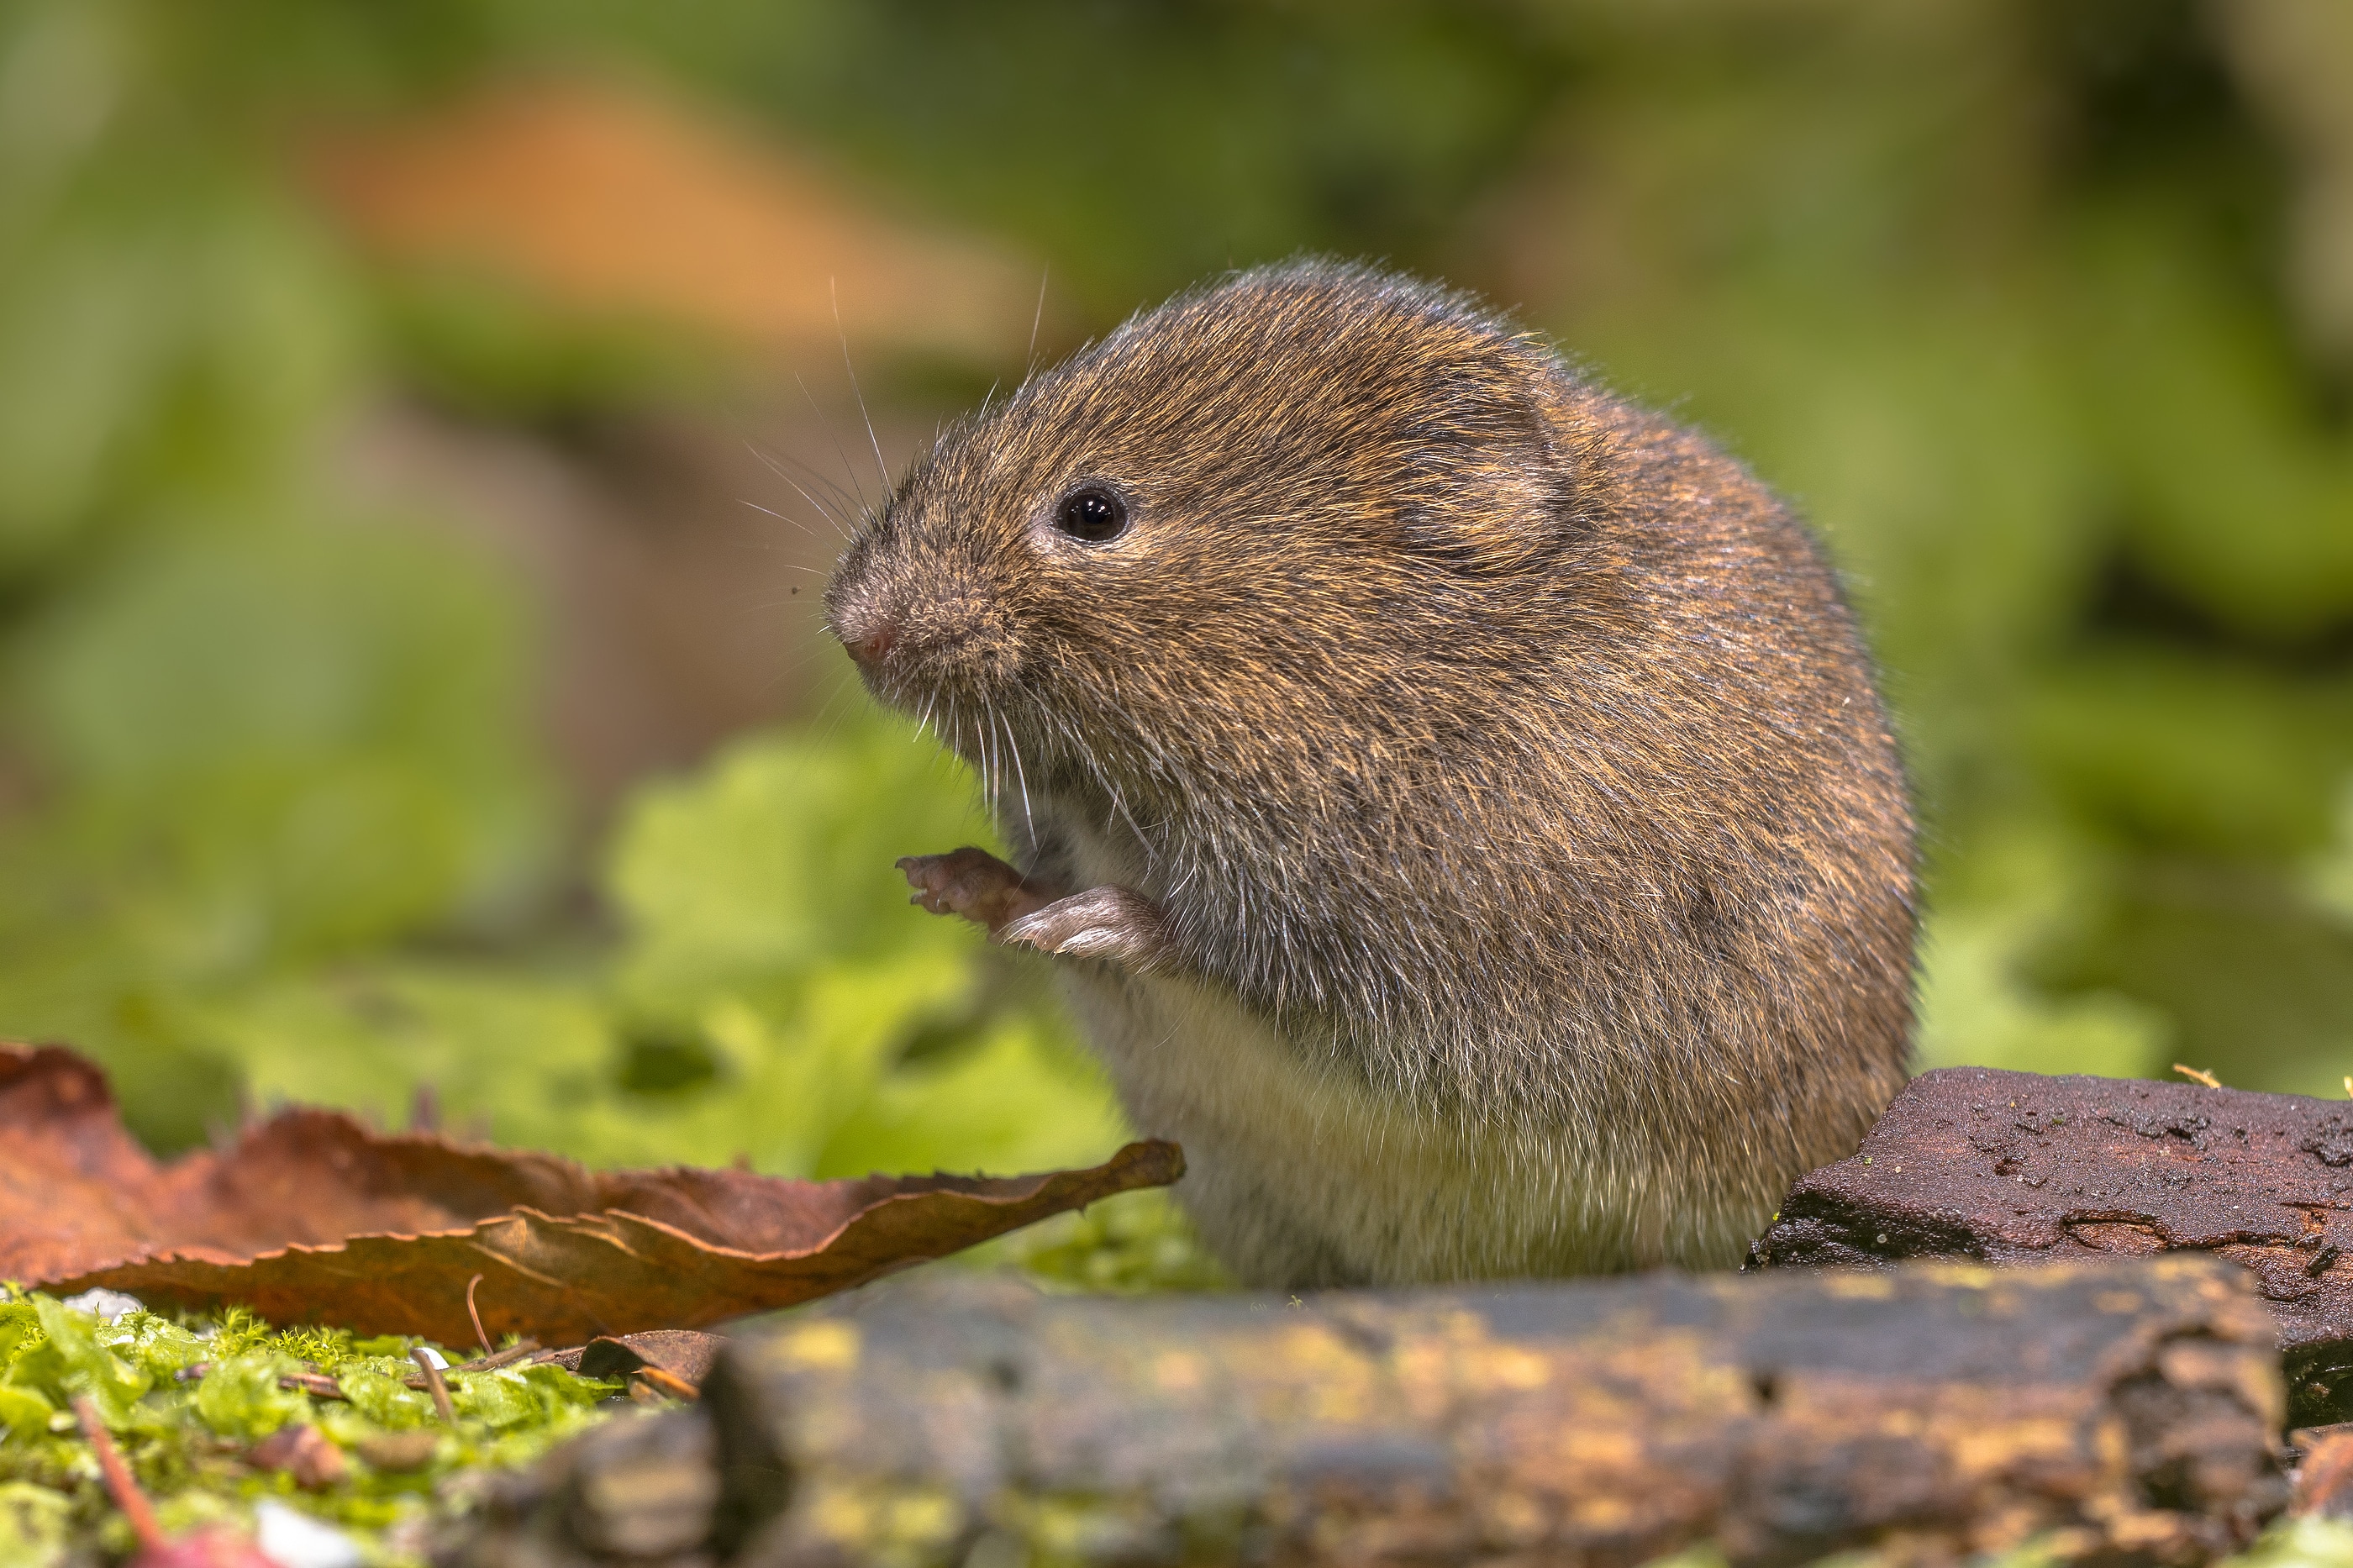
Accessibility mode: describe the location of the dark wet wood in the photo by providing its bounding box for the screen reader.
[1750,1066,2353,1422]
[442,1257,2288,1568]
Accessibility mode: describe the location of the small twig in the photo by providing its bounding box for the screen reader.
[2173,1063,2223,1090]
[631,1365,700,1402]
[73,1396,163,1553]
[453,1338,541,1373]
[278,1372,347,1400]
[465,1274,491,1358]
[410,1347,457,1425]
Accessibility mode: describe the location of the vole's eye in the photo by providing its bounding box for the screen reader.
[1053,485,1129,544]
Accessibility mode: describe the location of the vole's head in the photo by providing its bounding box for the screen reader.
[825,261,1602,802]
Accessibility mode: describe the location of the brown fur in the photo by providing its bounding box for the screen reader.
[826,260,1915,1285]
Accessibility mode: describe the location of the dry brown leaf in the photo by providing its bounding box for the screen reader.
[551,1329,726,1388]
[0,1044,1182,1345]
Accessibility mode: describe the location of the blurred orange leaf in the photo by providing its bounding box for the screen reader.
[308,75,1040,361]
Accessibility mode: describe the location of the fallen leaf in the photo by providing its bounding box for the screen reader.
[2294,1424,2353,1518]
[555,1329,726,1388]
[1,1044,1182,1345]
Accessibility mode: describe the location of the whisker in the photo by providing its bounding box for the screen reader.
[744,639,844,704]
[741,438,861,535]
[734,497,822,539]
[982,702,1002,821]
[739,471,846,545]
[792,371,874,518]
[740,445,841,523]
[998,702,1037,855]
[831,278,894,496]
[1039,703,1157,871]
[1025,268,1050,377]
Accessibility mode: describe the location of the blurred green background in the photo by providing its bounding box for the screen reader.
[1,0,2348,1176]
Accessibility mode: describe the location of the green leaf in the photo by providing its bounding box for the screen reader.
[194,964,615,1158]
[0,1481,72,1568]
[9,1296,150,1429]
[0,1386,55,1442]
[334,1365,439,1433]
[450,1365,603,1431]
[192,1355,306,1441]
[815,1011,1127,1180]
[2232,1518,2353,1568]
[2023,655,2353,861]
[606,718,991,1013]
[97,1313,211,1379]
[2070,220,2353,640]
[449,1371,538,1431]
[556,948,976,1175]
[2312,777,2353,930]
[0,1301,39,1365]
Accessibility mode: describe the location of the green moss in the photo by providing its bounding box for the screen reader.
[0,1287,622,1564]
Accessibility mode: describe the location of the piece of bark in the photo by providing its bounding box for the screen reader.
[443,1255,2288,1568]
[1748,1066,2353,1423]
[444,1408,720,1567]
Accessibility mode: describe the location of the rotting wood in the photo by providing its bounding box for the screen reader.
[450,1406,719,1565]
[440,1255,2287,1568]
[1748,1066,2353,1423]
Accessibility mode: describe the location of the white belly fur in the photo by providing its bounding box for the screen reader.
[1057,961,1736,1286]
[1019,794,1756,1284]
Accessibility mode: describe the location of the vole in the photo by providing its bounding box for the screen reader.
[824,260,1915,1286]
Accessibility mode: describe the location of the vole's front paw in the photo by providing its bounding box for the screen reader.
[898,847,1056,932]
[1002,887,1172,970]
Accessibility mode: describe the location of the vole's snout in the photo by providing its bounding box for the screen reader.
[826,543,1021,702]
[827,584,901,671]
[842,624,897,668]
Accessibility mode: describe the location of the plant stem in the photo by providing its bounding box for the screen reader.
[72,1396,164,1553]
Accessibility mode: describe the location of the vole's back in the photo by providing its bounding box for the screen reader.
[829,263,1915,1284]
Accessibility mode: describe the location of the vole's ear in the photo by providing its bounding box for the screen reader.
[1388,362,1588,579]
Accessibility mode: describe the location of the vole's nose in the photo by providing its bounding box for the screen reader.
[829,576,901,669]
[844,625,898,666]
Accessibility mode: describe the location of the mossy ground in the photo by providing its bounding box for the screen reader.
[0,1188,1224,1565]
[1,1288,614,1565]
[8,1203,2345,1568]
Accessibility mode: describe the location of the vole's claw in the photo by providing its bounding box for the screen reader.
[1001,886,1171,971]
